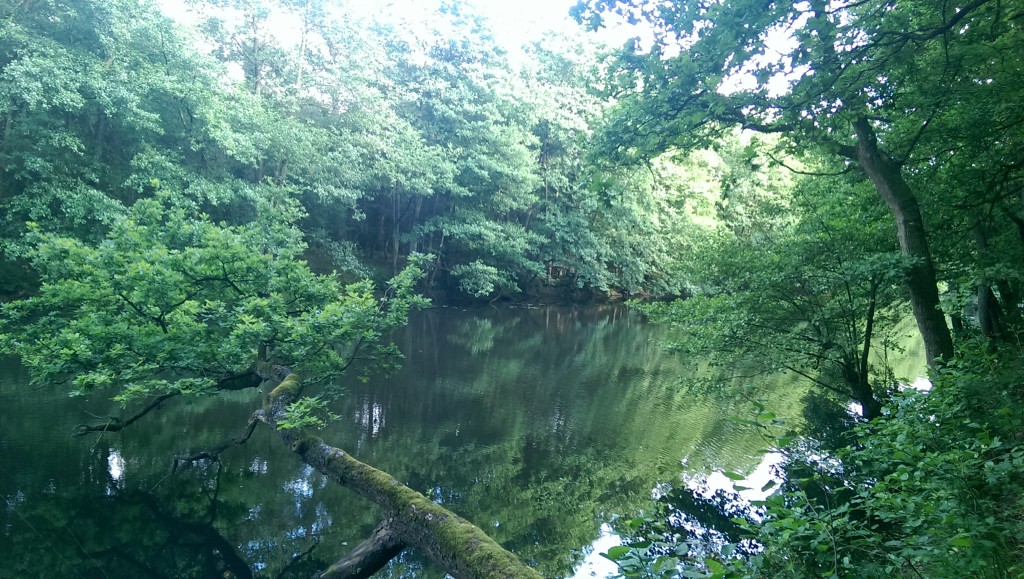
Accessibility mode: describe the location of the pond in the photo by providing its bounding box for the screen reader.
[0,304,809,578]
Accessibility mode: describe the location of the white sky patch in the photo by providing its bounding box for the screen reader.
[907,376,932,392]
[157,0,641,65]
[718,7,812,97]
[572,523,621,579]
[697,451,785,505]
[448,0,581,49]
[107,448,125,482]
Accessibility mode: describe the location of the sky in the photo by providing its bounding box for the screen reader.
[351,0,639,52]
[434,0,582,47]
[158,0,639,64]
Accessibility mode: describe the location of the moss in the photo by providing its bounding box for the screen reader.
[290,435,317,455]
[268,374,301,400]
[402,492,541,578]
[269,375,540,578]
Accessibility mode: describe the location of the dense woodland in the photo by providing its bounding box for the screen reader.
[1,0,1023,577]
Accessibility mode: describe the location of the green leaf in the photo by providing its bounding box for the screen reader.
[604,546,632,561]
[653,556,678,573]
[949,536,974,548]
[704,557,726,575]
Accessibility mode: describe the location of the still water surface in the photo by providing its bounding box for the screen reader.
[1,305,803,578]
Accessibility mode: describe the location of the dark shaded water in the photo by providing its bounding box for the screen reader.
[0,305,804,578]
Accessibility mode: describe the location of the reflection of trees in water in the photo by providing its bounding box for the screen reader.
[613,387,864,575]
[444,311,524,355]
[1,306,806,578]
[1,462,332,579]
[613,481,765,574]
[341,306,804,576]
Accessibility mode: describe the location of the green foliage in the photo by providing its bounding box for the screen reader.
[0,0,707,302]
[450,260,514,298]
[744,343,1024,578]
[639,159,910,416]
[0,196,427,408]
[279,395,340,430]
[0,0,198,243]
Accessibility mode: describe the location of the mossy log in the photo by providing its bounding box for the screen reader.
[257,373,541,579]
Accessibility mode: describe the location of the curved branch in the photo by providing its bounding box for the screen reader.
[73,392,179,436]
[767,153,854,177]
[782,363,850,397]
[72,372,262,437]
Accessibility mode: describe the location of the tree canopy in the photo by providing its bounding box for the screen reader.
[1,0,1023,576]
[575,0,1024,364]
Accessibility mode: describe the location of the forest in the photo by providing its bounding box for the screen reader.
[0,0,1022,577]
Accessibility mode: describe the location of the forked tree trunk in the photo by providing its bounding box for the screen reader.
[257,373,541,579]
[852,117,954,365]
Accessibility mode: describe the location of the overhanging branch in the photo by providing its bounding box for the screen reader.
[767,152,854,177]
[73,392,180,436]
[72,372,263,437]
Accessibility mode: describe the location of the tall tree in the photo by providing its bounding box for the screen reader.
[642,143,907,420]
[573,0,1024,362]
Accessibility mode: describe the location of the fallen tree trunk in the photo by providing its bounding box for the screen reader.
[256,373,541,579]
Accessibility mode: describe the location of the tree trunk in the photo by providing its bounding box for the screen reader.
[995,279,1022,330]
[408,196,423,255]
[856,279,882,420]
[977,285,1005,339]
[293,0,308,90]
[852,117,954,365]
[392,193,400,275]
[971,223,1007,340]
[257,373,541,579]
[0,111,10,200]
[93,111,106,163]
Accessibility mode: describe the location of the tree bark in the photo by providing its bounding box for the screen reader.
[852,117,954,365]
[408,196,423,255]
[392,192,400,275]
[257,374,541,579]
[995,279,1022,330]
[856,279,882,420]
[972,224,1008,340]
[317,518,407,579]
[977,285,1005,339]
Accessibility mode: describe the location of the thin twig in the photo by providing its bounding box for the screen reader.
[171,415,261,474]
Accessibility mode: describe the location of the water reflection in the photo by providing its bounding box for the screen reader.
[0,305,804,578]
[354,398,386,440]
[108,449,126,486]
[698,452,785,505]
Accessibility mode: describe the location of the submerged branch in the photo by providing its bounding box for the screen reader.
[258,373,541,579]
[317,518,407,579]
[274,537,321,579]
